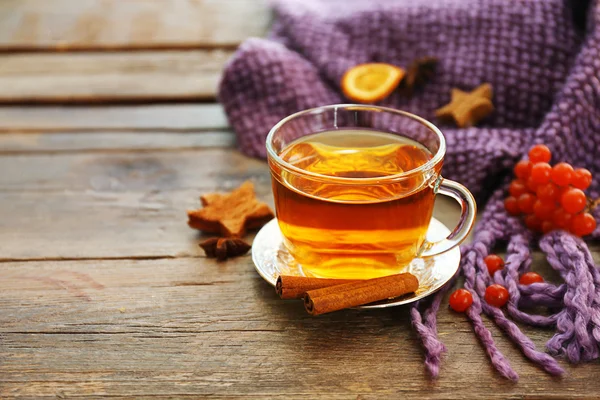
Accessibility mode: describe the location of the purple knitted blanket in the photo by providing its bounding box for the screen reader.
[219,0,600,380]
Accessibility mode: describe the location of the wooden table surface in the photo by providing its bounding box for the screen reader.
[1,1,599,398]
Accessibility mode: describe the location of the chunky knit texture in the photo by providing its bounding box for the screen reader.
[218,0,600,379]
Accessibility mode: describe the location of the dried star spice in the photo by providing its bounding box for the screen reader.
[399,56,439,96]
[187,181,274,237]
[435,83,494,128]
[200,237,251,261]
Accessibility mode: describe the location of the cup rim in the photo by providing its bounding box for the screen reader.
[265,104,446,183]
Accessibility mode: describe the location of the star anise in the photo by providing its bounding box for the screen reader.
[199,237,251,261]
[399,57,439,96]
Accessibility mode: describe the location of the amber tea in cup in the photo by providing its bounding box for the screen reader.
[267,105,475,279]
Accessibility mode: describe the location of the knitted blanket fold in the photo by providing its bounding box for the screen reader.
[218,0,600,379]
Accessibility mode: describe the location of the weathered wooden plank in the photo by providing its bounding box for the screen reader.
[0,131,236,153]
[0,50,231,103]
[0,0,270,50]
[0,104,228,132]
[0,145,268,260]
[0,257,598,398]
[0,149,267,193]
[0,150,272,259]
[0,189,261,260]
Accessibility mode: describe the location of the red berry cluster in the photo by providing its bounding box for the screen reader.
[504,144,597,236]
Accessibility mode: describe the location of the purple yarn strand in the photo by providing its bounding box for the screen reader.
[580,246,600,343]
[471,238,565,376]
[518,283,566,309]
[481,303,565,376]
[410,302,446,378]
[502,234,560,328]
[410,272,460,378]
[462,247,519,381]
[541,233,600,362]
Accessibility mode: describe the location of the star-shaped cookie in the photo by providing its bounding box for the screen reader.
[187,181,274,237]
[435,83,494,128]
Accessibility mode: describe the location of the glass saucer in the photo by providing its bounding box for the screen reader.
[252,218,461,309]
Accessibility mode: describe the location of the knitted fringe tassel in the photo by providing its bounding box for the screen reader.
[411,229,600,380]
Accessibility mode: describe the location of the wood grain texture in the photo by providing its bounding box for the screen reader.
[0,50,231,103]
[0,148,272,260]
[0,189,255,260]
[0,104,228,132]
[0,0,270,50]
[1,257,599,399]
[0,148,270,193]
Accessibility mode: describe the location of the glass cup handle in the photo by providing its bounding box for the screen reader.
[419,178,477,257]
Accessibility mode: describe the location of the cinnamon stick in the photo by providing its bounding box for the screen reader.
[276,275,361,299]
[304,273,419,316]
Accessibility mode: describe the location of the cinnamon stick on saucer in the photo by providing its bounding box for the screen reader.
[304,273,419,316]
[276,275,360,299]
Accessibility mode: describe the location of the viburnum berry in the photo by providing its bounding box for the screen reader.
[530,162,552,184]
[509,180,528,198]
[514,160,532,180]
[528,144,551,163]
[570,212,597,237]
[504,196,520,216]
[536,182,560,203]
[526,177,540,193]
[485,284,509,308]
[533,200,556,221]
[541,220,555,234]
[572,168,592,190]
[519,272,544,285]
[484,254,504,276]
[449,288,473,312]
[561,188,587,214]
[551,162,574,187]
[524,214,542,232]
[518,193,536,214]
[559,185,572,197]
[552,208,573,230]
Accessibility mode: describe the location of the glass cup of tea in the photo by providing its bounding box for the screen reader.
[266,104,476,279]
